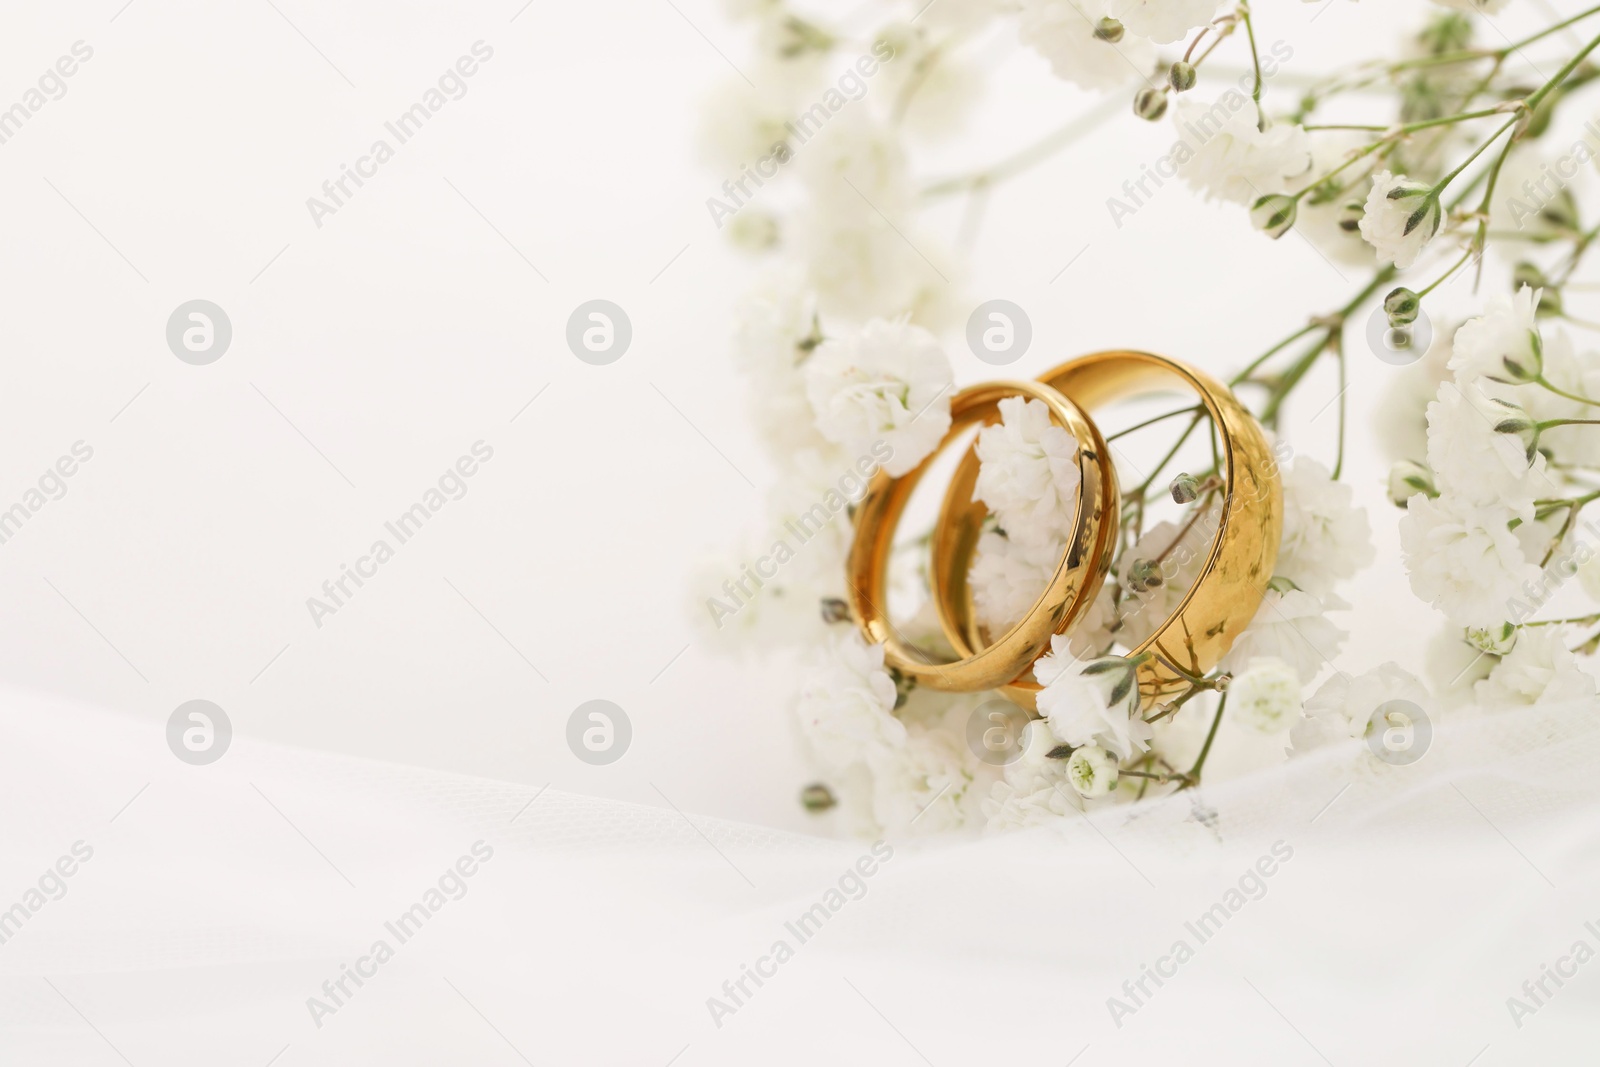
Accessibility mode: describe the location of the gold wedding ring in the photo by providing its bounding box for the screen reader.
[846,379,1118,693]
[931,351,1282,711]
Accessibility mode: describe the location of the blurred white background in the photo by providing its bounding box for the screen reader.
[0,0,1586,837]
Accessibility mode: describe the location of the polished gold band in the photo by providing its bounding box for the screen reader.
[846,378,1118,693]
[930,351,1282,711]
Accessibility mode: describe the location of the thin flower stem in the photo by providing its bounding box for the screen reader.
[1181,690,1229,789]
[1537,417,1600,430]
[1431,114,1519,196]
[1525,25,1600,111]
[1535,375,1600,406]
[1107,404,1204,441]
[1332,335,1348,479]
[1417,247,1475,298]
[1241,5,1264,113]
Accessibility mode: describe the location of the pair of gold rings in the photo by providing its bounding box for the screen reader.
[846,351,1282,712]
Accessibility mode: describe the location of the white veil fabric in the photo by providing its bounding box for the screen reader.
[4,685,1599,1065]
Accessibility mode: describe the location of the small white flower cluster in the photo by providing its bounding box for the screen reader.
[701,0,1600,841]
[1394,288,1600,707]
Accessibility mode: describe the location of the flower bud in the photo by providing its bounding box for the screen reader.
[1465,623,1517,656]
[1066,745,1119,799]
[1338,200,1365,233]
[1387,460,1436,506]
[1169,60,1197,92]
[800,783,837,811]
[820,597,851,624]
[1384,287,1421,327]
[1133,86,1168,121]
[1093,17,1124,42]
[1500,329,1544,383]
[1170,472,1200,504]
[1250,194,1298,239]
[1126,557,1163,592]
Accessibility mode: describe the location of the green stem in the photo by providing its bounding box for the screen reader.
[1183,691,1229,789]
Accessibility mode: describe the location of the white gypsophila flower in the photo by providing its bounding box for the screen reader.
[1173,96,1312,205]
[1424,381,1551,512]
[1065,744,1119,798]
[1111,0,1222,43]
[1388,461,1436,508]
[1069,581,1120,660]
[1222,587,1348,683]
[1375,322,1455,464]
[982,719,1080,832]
[1017,0,1157,92]
[691,538,828,654]
[697,62,821,175]
[805,318,953,477]
[866,727,978,834]
[764,446,869,590]
[1228,657,1303,733]
[1359,171,1441,269]
[1290,662,1431,757]
[1426,626,1495,706]
[1465,622,1518,656]
[1400,492,1542,629]
[1475,626,1598,706]
[973,396,1082,548]
[1034,637,1154,760]
[1448,286,1543,384]
[732,267,834,461]
[796,632,907,772]
[1276,457,1376,596]
[798,111,912,218]
[969,531,1061,636]
[796,208,953,322]
[1290,131,1378,267]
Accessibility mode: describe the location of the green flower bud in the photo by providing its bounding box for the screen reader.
[1169,60,1197,92]
[1126,557,1164,592]
[1094,17,1125,42]
[1134,86,1168,121]
[1387,461,1437,507]
[1170,472,1201,504]
[1384,287,1421,327]
[1250,194,1298,239]
[1338,200,1365,233]
[820,597,851,624]
[800,783,837,812]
